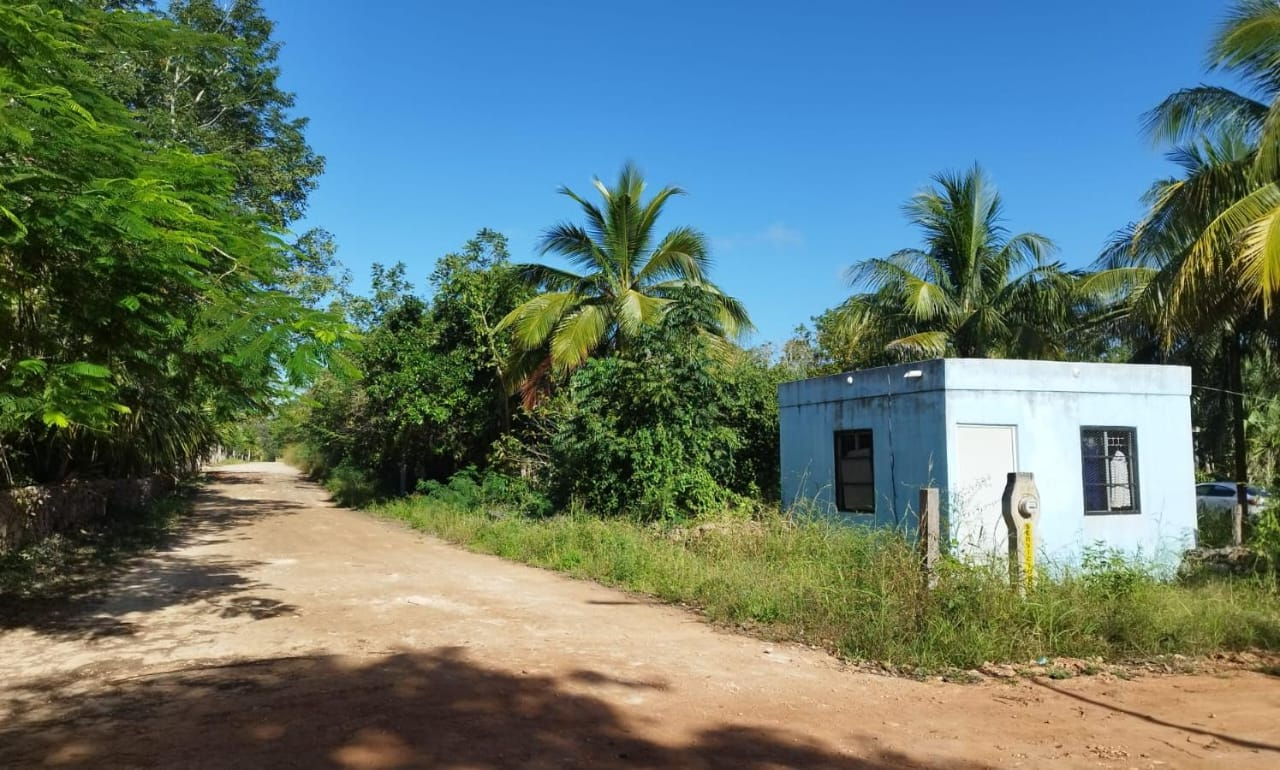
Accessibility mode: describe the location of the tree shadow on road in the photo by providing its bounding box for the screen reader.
[0,488,302,640]
[0,646,993,770]
[1032,678,1280,754]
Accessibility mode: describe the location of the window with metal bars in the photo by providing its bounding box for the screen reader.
[1080,427,1140,514]
[834,430,875,513]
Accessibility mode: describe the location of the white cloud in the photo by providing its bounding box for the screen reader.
[713,222,804,253]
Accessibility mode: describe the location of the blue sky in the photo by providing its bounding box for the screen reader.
[267,0,1226,346]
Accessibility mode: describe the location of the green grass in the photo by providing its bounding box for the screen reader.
[0,489,193,608]
[373,496,1280,670]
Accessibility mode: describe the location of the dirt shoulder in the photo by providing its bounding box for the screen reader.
[0,462,1276,769]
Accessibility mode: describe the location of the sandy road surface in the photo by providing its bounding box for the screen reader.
[0,462,1277,769]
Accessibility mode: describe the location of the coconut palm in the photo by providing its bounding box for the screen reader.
[1092,0,1280,538]
[500,163,751,381]
[1090,128,1277,543]
[1141,0,1280,315]
[840,164,1075,360]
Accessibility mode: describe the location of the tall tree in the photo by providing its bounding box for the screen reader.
[1142,0,1280,316]
[0,2,347,483]
[1097,0,1280,537]
[839,165,1075,360]
[500,163,751,382]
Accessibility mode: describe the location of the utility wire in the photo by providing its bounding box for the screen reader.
[1191,383,1280,404]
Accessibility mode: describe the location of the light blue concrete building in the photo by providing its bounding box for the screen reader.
[778,359,1196,565]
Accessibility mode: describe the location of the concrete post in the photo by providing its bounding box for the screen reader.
[918,487,940,590]
[1001,472,1041,593]
[1232,503,1244,548]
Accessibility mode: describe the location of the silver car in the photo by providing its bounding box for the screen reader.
[1195,482,1269,516]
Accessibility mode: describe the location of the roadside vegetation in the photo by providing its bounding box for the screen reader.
[273,0,1280,670]
[0,1,346,488]
[373,484,1280,670]
[7,0,1280,670]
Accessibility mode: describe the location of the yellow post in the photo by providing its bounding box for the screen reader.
[1002,472,1041,594]
[1022,520,1035,592]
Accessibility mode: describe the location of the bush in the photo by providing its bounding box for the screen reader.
[546,298,780,521]
[325,464,378,508]
[281,443,329,479]
[1196,504,1234,547]
[417,468,551,517]
[1253,509,1280,569]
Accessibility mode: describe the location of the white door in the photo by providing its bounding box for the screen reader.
[951,424,1018,559]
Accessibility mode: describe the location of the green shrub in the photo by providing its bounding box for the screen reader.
[1253,509,1280,569]
[281,443,330,479]
[546,295,779,521]
[325,463,378,508]
[417,468,551,517]
[1196,504,1233,547]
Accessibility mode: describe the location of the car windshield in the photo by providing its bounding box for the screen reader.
[1248,486,1270,497]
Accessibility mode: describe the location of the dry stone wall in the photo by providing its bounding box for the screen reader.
[0,476,174,554]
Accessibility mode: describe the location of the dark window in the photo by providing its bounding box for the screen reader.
[1080,427,1140,514]
[1212,485,1236,498]
[835,430,875,513]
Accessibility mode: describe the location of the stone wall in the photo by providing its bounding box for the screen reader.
[0,476,175,554]
[1179,545,1270,578]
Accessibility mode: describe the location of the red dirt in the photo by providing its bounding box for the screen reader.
[1,462,1277,769]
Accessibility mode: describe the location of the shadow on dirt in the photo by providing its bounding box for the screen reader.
[1033,679,1280,754]
[0,646,991,769]
[0,482,300,640]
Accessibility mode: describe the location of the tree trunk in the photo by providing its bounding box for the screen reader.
[1229,332,1248,547]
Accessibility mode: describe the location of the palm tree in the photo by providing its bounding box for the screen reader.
[1093,0,1280,541]
[839,164,1075,360]
[1091,127,1277,545]
[1142,0,1280,316]
[500,163,751,381]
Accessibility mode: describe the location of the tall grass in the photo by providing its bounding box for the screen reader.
[374,495,1280,670]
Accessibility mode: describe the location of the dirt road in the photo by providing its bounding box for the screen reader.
[0,463,1277,769]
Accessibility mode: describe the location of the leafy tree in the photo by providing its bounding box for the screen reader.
[287,232,530,492]
[548,289,780,519]
[549,293,738,519]
[429,230,531,431]
[501,163,751,385]
[0,2,348,483]
[839,165,1076,360]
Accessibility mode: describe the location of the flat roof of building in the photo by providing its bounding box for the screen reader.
[778,358,1192,408]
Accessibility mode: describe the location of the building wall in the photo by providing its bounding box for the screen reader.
[779,359,1196,565]
[779,360,949,531]
[941,359,1196,565]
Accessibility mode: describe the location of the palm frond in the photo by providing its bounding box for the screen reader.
[885,330,950,358]
[636,226,711,284]
[514,263,588,292]
[1211,0,1280,93]
[1171,181,1280,317]
[1236,205,1280,313]
[549,302,609,374]
[498,291,580,350]
[1077,267,1157,303]
[557,185,610,246]
[1143,86,1268,146]
[712,290,754,340]
[615,289,666,338]
[537,222,612,275]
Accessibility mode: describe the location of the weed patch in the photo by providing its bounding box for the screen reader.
[372,496,1280,670]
